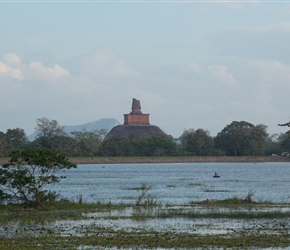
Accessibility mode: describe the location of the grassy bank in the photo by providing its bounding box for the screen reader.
[1,155,289,165]
[68,155,290,164]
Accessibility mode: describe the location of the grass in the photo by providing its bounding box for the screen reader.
[166,184,177,188]
[1,228,290,249]
[188,182,203,187]
[1,192,290,249]
[157,206,290,220]
[203,189,232,192]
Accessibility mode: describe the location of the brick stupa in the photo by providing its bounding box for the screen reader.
[124,98,150,125]
[105,98,167,139]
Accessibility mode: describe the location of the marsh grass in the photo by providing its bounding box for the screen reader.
[2,191,290,249]
[203,189,232,192]
[156,206,290,220]
[1,229,290,249]
[166,184,176,188]
[0,200,126,225]
[135,182,154,206]
[188,182,203,187]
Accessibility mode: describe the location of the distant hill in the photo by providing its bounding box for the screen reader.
[28,118,120,141]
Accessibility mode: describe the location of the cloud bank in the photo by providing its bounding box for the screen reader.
[1,43,289,138]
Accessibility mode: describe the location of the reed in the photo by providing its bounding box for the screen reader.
[1,195,290,249]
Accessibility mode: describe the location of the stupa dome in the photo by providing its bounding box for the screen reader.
[105,98,167,139]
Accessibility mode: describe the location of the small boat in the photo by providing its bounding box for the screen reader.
[213,172,220,178]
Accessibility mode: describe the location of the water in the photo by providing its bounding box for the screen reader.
[52,162,290,204]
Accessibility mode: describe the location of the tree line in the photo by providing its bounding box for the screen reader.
[0,117,290,157]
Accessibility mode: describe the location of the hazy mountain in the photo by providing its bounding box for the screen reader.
[28,118,120,141]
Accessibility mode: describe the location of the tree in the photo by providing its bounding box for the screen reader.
[49,135,77,156]
[101,136,177,156]
[0,147,76,205]
[5,128,28,151]
[264,134,280,156]
[34,117,68,149]
[277,133,290,153]
[102,137,134,156]
[0,131,9,157]
[248,124,268,156]
[134,136,177,156]
[71,129,106,156]
[278,121,290,134]
[179,128,214,156]
[35,117,66,139]
[214,121,268,156]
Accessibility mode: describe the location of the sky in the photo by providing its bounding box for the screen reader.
[0,0,290,138]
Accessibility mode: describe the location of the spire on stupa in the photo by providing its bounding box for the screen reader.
[131,98,142,114]
[123,98,150,125]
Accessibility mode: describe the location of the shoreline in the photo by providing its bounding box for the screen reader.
[68,156,290,164]
[0,156,289,165]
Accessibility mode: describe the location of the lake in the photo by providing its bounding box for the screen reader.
[53,162,290,204]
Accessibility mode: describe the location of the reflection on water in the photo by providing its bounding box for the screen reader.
[52,162,290,204]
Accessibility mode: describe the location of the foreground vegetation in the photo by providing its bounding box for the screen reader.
[1,198,290,249]
[2,231,290,250]
[0,148,76,205]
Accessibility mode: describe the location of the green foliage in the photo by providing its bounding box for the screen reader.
[31,118,107,156]
[214,121,268,156]
[102,136,177,156]
[0,129,29,157]
[5,128,28,151]
[0,147,76,206]
[0,131,9,157]
[135,182,152,206]
[101,137,133,156]
[0,118,287,157]
[70,129,106,156]
[35,117,67,139]
[278,133,290,153]
[263,133,280,155]
[179,128,214,156]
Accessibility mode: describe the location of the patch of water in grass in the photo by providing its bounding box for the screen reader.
[32,206,289,237]
[2,205,290,249]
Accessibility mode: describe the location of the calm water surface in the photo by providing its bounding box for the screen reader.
[53,162,290,204]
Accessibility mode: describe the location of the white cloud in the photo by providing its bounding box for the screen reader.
[182,62,204,75]
[4,53,22,66]
[77,45,141,79]
[0,50,288,138]
[28,61,70,80]
[0,62,8,74]
[182,62,239,87]
[0,49,143,136]
[247,60,290,84]
[0,53,23,80]
[0,53,70,81]
[208,65,239,87]
[2,2,290,139]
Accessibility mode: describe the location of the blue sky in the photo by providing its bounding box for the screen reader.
[0,1,290,138]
